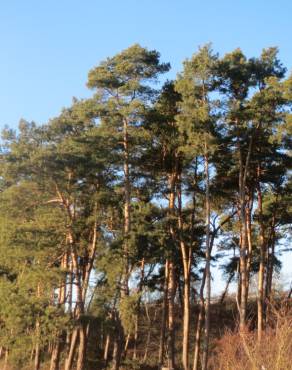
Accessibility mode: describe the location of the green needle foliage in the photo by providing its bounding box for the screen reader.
[0,44,291,370]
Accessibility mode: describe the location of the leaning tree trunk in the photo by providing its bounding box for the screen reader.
[103,333,110,366]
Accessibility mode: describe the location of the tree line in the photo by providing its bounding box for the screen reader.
[0,44,291,370]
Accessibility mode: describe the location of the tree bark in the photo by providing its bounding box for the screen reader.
[167,174,177,369]
[122,117,131,298]
[34,340,40,370]
[257,166,265,341]
[50,342,61,370]
[178,181,191,370]
[193,270,206,370]
[111,317,123,370]
[202,150,211,370]
[64,327,78,370]
[76,326,86,370]
[238,135,253,333]
[103,334,110,365]
[167,261,176,369]
[159,259,169,366]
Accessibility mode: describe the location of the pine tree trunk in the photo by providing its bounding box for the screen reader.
[167,261,176,369]
[50,253,68,370]
[246,195,253,298]
[133,260,144,360]
[182,264,190,370]
[34,342,40,370]
[202,151,211,370]
[111,340,119,370]
[64,328,78,370]
[193,217,226,370]
[193,270,206,370]
[132,315,138,360]
[103,334,110,365]
[238,138,252,333]
[50,341,61,370]
[219,272,234,305]
[266,216,276,301]
[122,117,130,297]
[111,332,122,370]
[178,182,191,370]
[167,175,177,369]
[76,326,86,370]
[143,305,155,363]
[123,333,130,358]
[2,349,8,370]
[158,259,169,365]
[257,169,265,341]
[239,194,248,332]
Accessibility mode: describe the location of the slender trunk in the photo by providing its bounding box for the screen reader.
[193,270,206,370]
[143,331,151,363]
[122,117,130,297]
[219,272,234,305]
[2,350,8,370]
[50,342,61,370]
[64,328,78,370]
[167,261,176,369]
[202,150,211,370]
[123,333,130,358]
[76,326,86,370]
[159,259,169,365]
[111,322,122,370]
[50,253,68,370]
[132,316,138,360]
[133,259,144,360]
[182,255,191,370]
[34,340,40,370]
[143,305,156,363]
[111,339,119,370]
[178,181,191,370]
[167,174,177,369]
[238,136,252,332]
[68,258,73,315]
[257,167,265,341]
[193,212,227,370]
[110,117,131,370]
[246,195,253,298]
[103,334,110,364]
[265,215,276,301]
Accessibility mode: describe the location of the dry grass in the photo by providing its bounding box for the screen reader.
[209,305,292,370]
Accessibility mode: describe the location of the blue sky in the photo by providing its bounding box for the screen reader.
[0,0,291,292]
[1,0,291,127]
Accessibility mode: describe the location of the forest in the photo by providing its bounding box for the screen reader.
[0,44,291,370]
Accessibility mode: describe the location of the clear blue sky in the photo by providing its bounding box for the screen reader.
[0,0,291,292]
[1,0,291,127]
